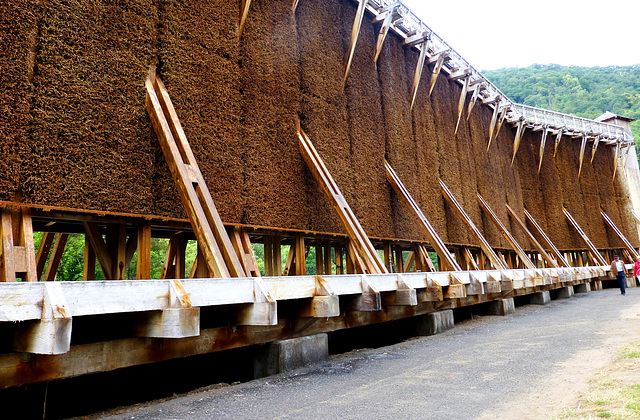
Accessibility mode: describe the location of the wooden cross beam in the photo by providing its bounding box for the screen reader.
[298,128,387,274]
[439,180,508,270]
[601,211,640,260]
[229,227,261,277]
[146,69,246,278]
[343,0,367,88]
[562,207,608,266]
[385,161,461,271]
[41,233,69,282]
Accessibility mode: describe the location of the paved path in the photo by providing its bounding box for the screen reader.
[101,288,640,420]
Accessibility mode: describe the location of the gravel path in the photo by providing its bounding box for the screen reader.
[99,288,640,420]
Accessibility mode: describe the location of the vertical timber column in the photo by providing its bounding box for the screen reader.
[83,237,96,280]
[0,207,37,282]
[295,233,306,276]
[137,221,151,280]
[335,245,344,275]
[106,224,127,280]
[395,245,404,273]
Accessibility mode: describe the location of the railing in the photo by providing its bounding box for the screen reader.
[365,0,632,145]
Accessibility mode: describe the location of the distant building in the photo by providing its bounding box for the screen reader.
[595,112,636,138]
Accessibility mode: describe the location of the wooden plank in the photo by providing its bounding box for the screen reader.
[295,233,306,276]
[477,194,536,270]
[42,234,68,282]
[506,205,559,269]
[601,211,640,260]
[439,180,508,270]
[299,128,387,274]
[343,0,366,87]
[146,72,245,278]
[463,248,479,271]
[523,209,570,268]
[562,207,608,266]
[385,161,460,271]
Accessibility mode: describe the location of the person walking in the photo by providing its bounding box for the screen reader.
[611,255,627,295]
[634,256,640,287]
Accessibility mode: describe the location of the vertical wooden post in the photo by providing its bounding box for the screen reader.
[106,224,127,280]
[264,236,273,276]
[323,242,332,275]
[137,221,151,280]
[83,237,96,281]
[0,207,37,282]
[315,239,323,275]
[295,233,306,276]
[394,245,403,273]
[335,245,343,275]
[273,237,281,276]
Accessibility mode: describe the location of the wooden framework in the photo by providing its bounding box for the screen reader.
[439,180,507,270]
[385,161,460,271]
[145,69,246,278]
[506,205,560,268]
[0,206,37,282]
[562,207,608,266]
[298,127,387,274]
[523,209,571,268]
[601,211,640,260]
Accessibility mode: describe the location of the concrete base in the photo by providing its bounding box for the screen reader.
[530,290,551,305]
[254,333,329,379]
[487,298,515,316]
[415,310,454,336]
[557,286,574,299]
[574,283,591,294]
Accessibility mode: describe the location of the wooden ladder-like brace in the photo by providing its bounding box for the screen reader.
[298,128,387,274]
[562,207,608,266]
[145,69,246,278]
[0,206,37,282]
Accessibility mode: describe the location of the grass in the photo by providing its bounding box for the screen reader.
[554,342,640,419]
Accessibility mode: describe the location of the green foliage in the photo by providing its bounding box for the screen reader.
[483,64,640,148]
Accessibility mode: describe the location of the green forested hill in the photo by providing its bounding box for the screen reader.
[482,64,640,142]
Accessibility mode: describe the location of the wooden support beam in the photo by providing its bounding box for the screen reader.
[237,278,277,326]
[410,39,430,111]
[553,130,562,157]
[612,142,621,182]
[295,233,306,276]
[382,274,417,306]
[538,127,549,174]
[316,240,324,275]
[506,205,559,268]
[523,209,570,267]
[385,161,460,271]
[229,227,261,277]
[601,211,640,260]
[403,30,430,47]
[466,84,481,121]
[106,224,127,280]
[477,195,536,270]
[487,98,502,150]
[42,234,69,282]
[416,244,437,272]
[292,0,299,13]
[334,245,343,275]
[36,232,55,280]
[299,276,340,318]
[83,222,113,280]
[136,221,151,280]
[394,245,403,273]
[428,51,447,97]
[578,134,588,178]
[82,235,96,281]
[511,119,526,165]
[454,77,470,135]
[449,68,471,81]
[463,248,479,270]
[146,70,246,278]
[343,0,366,88]
[323,242,332,275]
[0,207,37,282]
[439,180,508,270]
[238,0,252,38]
[344,275,382,312]
[299,128,387,274]
[591,135,600,163]
[403,250,415,272]
[491,106,508,148]
[562,207,608,266]
[373,3,401,63]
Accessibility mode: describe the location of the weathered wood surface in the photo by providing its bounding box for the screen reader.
[562,207,608,266]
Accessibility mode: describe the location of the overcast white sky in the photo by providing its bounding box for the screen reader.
[402,0,640,71]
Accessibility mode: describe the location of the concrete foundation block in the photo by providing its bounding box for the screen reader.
[254,333,329,379]
[415,310,454,336]
[574,283,591,294]
[487,298,515,316]
[530,290,551,305]
[557,286,574,299]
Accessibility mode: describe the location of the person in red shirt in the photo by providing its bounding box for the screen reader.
[634,256,640,287]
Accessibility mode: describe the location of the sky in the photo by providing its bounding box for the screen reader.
[402,0,640,71]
